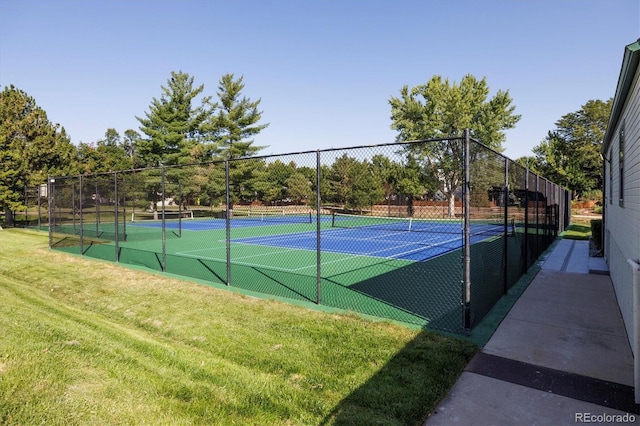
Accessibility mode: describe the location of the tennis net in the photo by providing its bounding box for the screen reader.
[231,210,313,224]
[331,212,506,236]
[131,210,194,222]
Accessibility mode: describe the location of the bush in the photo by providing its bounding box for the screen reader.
[590,219,603,250]
[581,189,603,202]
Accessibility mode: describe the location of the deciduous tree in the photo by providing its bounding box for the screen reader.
[531,99,611,198]
[94,128,133,172]
[389,74,520,216]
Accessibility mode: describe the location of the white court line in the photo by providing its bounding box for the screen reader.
[175,246,386,274]
[233,234,423,259]
[177,245,228,256]
[174,251,305,273]
[175,229,465,273]
[384,237,461,259]
[321,227,460,244]
[325,234,463,260]
[236,227,465,256]
[176,240,413,273]
[232,234,462,268]
[319,229,463,251]
[288,235,463,269]
[230,248,306,262]
[235,227,448,246]
[176,246,304,262]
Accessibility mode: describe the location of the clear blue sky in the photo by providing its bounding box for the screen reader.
[1,0,638,160]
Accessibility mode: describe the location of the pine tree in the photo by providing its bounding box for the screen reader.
[0,85,76,223]
[202,74,269,210]
[204,73,269,159]
[135,71,211,167]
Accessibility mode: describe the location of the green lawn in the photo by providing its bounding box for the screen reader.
[0,229,476,425]
[563,223,592,240]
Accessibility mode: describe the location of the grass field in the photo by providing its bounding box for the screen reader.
[565,208,599,240]
[0,229,476,425]
[562,223,592,240]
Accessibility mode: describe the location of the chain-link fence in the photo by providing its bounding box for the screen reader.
[2,185,49,229]
[46,133,570,334]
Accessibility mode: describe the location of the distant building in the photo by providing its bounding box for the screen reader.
[601,38,640,403]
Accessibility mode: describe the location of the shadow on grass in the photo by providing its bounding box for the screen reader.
[319,329,477,425]
[56,236,468,332]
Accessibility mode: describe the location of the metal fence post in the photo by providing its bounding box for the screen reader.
[161,167,166,272]
[535,175,539,258]
[503,158,509,294]
[178,181,182,238]
[114,172,119,262]
[548,179,553,242]
[463,129,472,333]
[95,180,100,237]
[556,185,561,235]
[24,186,28,226]
[524,168,529,271]
[71,183,76,234]
[122,174,127,242]
[79,175,84,254]
[48,176,53,249]
[35,186,39,227]
[225,160,231,286]
[316,150,322,304]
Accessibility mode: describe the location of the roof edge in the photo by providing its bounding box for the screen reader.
[602,39,640,154]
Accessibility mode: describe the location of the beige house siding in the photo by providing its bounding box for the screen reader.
[603,42,640,355]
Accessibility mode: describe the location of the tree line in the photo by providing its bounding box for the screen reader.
[517,99,612,200]
[1,71,609,223]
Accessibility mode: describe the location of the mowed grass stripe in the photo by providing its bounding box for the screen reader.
[0,273,319,424]
[0,229,476,425]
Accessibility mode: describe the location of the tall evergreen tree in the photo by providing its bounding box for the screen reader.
[286,172,313,205]
[135,71,211,167]
[202,74,269,211]
[204,73,269,159]
[253,160,296,205]
[0,85,76,223]
[327,155,384,212]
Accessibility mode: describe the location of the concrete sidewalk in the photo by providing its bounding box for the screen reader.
[426,239,639,425]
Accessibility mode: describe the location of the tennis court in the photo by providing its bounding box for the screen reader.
[50,210,512,329]
[47,137,569,333]
[125,213,503,267]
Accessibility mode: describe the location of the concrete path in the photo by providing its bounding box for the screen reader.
[426,239,639,425]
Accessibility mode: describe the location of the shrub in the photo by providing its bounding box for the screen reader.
[582,189,603,202]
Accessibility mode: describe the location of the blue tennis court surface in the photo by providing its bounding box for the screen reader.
[233,226,500,262]
[129,214,505,261]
